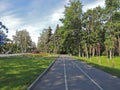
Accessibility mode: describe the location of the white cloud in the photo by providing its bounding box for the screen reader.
[51,12,63,22]
[0,14,23,40]
[50,7,64,25]
[0,13,56,44]
[83,0,105,12]
[0,0,106,45]
[18,25,40,44]
[24,7,65,44]
[0,0,76,45]
[65,0,69,3]
[0,15,22,29]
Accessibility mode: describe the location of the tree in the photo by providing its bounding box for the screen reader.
[37,30,47,52]
[105,0,120,11]
[112,12,120,56]
[104,0,120,59]
[37,0,120,60]
[81,6,105,60]
[13,30,32,53]
[52,24,60,53]
[37,27,52,53]
[60,0,83,55]
[0,22,8,53]
[0,22,8,46]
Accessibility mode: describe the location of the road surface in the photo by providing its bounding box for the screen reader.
[28,55,120,90]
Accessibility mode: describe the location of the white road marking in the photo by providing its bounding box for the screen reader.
[63,59,68,90]
[73,62,104,90]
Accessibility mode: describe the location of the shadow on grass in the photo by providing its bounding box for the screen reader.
[0,56,54,90]
[0,68,46,90]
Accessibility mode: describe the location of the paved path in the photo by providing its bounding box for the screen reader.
[0,53,23,57]
[28,55,120,90]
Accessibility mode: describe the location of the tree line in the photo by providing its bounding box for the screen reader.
[1,0,120,58]
[37,0,120,59]
[0,30,36,53]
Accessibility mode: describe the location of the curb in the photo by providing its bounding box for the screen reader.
[27,58,57,90]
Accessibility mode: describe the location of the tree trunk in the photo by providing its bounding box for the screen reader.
[92,47,95,57]
[21,45,23,53]
[89,47,92,61]
[86,51,89,58]
[78,45,81,57]
[82,52,84,57]
[118,37,120,56]
[109,49,112,60]
[85,44,88,58]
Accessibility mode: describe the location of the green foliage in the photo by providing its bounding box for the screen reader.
[37,27,52,53]
[0,31,7,53]
[62,0,82,29]
[105,0,120,11]
[13,30,33,53]
[103,0,120,58]
[59,0,83,54]
[37,0,120,57]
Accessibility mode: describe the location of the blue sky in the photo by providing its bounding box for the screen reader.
[0,0,105,44]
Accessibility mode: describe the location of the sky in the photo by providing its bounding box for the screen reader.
[0,0,105,44]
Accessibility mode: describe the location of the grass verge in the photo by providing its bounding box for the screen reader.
[0,55,56,90]
[74,56,120,77]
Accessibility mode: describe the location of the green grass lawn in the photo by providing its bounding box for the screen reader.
[0,55,55,90]
[74,56,120,77]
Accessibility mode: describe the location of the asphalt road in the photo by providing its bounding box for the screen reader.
[29,55,120,90]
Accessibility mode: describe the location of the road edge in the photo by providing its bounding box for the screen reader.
[27,58,57,90]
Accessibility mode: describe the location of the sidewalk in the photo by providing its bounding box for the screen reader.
[0,54,23,57]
